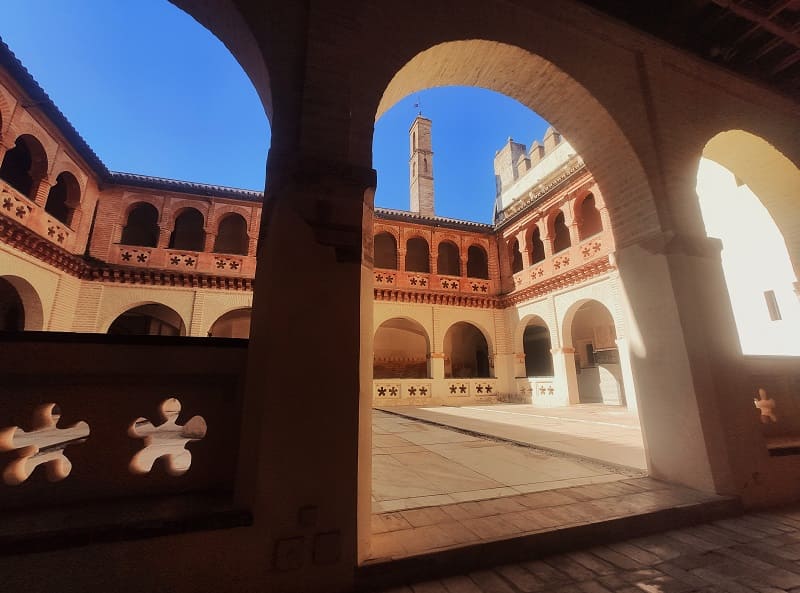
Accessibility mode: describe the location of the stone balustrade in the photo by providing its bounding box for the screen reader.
[373,377,499,406]
[512,234,609,294]
[0,179,75,251]
[0,332,246,511]
[110,244,256,277]
[515,377,563,406]
[373,269,496,296]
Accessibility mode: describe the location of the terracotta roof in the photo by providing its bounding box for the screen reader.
[109,172,263,202]
[375,208,494,232]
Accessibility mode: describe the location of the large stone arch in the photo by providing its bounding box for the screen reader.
[100,300,190,335]
[701,130,800,279]
[373,317,432,379]
[362,38,660,249]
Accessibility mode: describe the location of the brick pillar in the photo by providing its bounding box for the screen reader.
[430,352,445,379]
[542,231,554,258]
[32,178,53,207]
[398,247,406,272]
[247,233,257,257]
[157,224,171,249]
[204,231,217,253]
[237,150,376,591]
[459,253,467,278]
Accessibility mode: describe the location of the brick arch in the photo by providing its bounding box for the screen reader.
[211,206,252,232]
[48,160,88,193]
[120,195,163,223]
[4,124,56,177]
[560,297,619,350]
[166,202,209,227]
[0,86,12,140]
[373,224,399,243]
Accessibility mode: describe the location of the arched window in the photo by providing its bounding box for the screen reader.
[523,321,554,377]
[209,308,251,338]
[444,322,491,378]
[0,277,25,331]
[373,318,430,378]
[0,135,47,199]
[467,245,489,279]
[530,227,545,264]
[45,172,81,226]
[108,304,186,336]
[510,238,523,273]
[374,232,398,269]
[552,211,571,253]
[405,237,430,273]
[121,203,160,247]
[578,194,603,239]
[169,208,206,251]
[214,213,248,255]
[437,241,460,276]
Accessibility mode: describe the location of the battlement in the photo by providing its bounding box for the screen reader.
[493,127,576,222]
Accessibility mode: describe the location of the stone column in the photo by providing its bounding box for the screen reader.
[552,347,580,405]
[236,150,376,591]
[430,352,446,379]
[615,337,638,414]
[517,229,531,269]
[614,231,758,496]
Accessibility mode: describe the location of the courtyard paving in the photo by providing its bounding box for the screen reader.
[372,503,800,593]
[372,408,642,515]
[379,403,647,471]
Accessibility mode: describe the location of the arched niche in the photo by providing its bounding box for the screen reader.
[522,317,554,377]
[577,194,602,240]
[552,211,571,253]
[564,299,624,405]
[107,303,186,336]
[121,202,160,247]
[0,135,49,199]
[45,171,81,226]
[214,213,249,255]
[209,307,252,338]
[510,238,523,274]
[437,241,459,276]
[529,226,545,264]
[373,317,430,378]
[169,208,206,251]
[466,244,489,279]
[443,321,491,378]
[374,232,398,269]
[405,236,430,273]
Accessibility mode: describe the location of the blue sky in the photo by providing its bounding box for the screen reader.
[1,1,551,223]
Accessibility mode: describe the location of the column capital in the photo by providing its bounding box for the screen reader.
[618,230,723,259]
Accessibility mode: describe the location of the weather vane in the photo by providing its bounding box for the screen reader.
[413,95,423,115]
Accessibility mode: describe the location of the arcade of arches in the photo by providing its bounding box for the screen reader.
[0,3,798,592]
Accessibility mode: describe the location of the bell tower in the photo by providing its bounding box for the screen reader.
[409,115,434,216]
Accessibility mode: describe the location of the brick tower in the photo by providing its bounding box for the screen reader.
[409,115,434,216]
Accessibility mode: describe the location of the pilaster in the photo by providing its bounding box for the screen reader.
[237,149,376,592]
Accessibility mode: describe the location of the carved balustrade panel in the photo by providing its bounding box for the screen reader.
[0,334,245,511]
[1,180,75,250]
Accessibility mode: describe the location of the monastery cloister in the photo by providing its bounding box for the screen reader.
[0,1,798,592]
